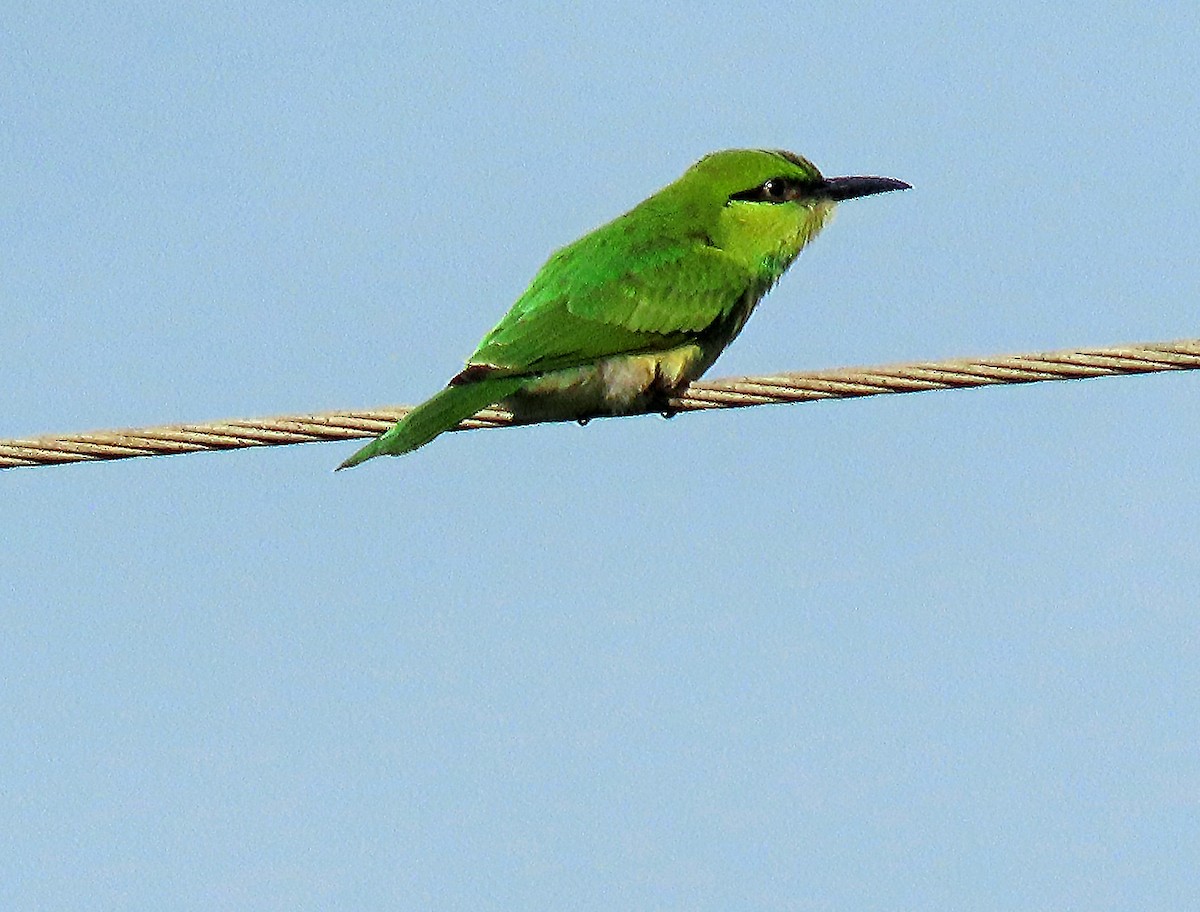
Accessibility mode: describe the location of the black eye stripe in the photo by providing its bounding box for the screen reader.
[729,177,803,204]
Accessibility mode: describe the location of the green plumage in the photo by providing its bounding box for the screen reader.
[337,377,525,469]
[338,149,908,469]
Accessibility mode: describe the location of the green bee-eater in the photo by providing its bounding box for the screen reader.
[338,149,908,469]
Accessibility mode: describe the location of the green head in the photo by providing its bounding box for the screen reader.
[660,149,909,278]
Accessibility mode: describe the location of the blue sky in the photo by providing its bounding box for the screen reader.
[3,4,1198,910]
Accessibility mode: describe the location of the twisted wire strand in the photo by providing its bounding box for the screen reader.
[3,339,1196,469]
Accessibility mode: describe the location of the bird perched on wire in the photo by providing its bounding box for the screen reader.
[338,149,908,469]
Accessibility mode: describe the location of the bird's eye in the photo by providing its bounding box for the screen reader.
[762,178,788,201]
[729,177,794,204]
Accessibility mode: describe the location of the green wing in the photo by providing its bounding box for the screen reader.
[465,235,752,378]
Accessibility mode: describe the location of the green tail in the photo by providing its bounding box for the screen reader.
[336,377,524,470]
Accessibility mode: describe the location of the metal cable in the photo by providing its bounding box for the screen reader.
[3,339,1196,469]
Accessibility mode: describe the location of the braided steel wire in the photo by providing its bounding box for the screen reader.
[3,340,1196,469]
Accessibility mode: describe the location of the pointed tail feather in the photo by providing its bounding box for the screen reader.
[335,377,524,470]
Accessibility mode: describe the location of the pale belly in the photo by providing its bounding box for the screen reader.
[501,342,714,423]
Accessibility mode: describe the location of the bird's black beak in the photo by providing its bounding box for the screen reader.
[819,175,911,201]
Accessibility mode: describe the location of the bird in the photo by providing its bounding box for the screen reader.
[337,149,908,469]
